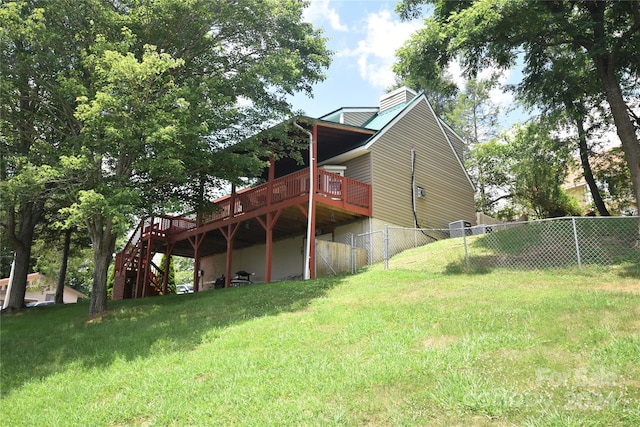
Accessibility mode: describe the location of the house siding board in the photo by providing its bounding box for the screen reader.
[343,112,377,127]
[370,99,476,229]
[443,124,466,163]
[379,87,416,112]
[342,153,372,184]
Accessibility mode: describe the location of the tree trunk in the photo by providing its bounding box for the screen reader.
[55,228,73,304]
[593,59,640,214]
[4,243,32,310]
[2,202,42,311]
[575,116,610,216]
[87,216,117,316]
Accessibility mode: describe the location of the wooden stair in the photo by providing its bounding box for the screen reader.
[113,219,167,300]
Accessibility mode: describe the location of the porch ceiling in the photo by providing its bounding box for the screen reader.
[164,202,365,259]
[262,122,375,179]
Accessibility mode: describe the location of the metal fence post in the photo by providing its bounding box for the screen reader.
[572,217,582,270]
[384,224,389,270]
[350,233,355,274]
[463,227,469,267]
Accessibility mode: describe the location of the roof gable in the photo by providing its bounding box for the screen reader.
[319,93,474,191]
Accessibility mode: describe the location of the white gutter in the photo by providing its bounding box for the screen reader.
[293,120,314,280]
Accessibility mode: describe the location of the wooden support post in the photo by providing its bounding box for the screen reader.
[220,223,240,288]
[267,155,275,206]
[188,233,205,292]
[230,183,237,217]
[256,209,283,283]
[141,238,153,298]
[134,242,145,299]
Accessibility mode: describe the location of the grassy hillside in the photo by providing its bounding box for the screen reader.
[1,238,639,426]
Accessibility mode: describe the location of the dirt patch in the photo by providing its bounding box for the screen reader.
[593,281,640,294]
[86,310,113,324]
[421,335,459,349]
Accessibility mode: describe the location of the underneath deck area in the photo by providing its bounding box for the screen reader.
[114,167,372,299]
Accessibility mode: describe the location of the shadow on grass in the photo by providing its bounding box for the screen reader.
[0,276,343,397]
[443,259,494,275]
[617,261,640,279]
[444,253,640,279]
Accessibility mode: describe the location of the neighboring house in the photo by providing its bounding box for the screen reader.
[113,87,476,299]
[564,148,637,215]
[0,272,86,305]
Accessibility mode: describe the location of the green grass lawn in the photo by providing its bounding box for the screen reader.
[2,239,639,426]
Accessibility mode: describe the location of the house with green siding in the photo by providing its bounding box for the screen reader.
[112,87,476,299]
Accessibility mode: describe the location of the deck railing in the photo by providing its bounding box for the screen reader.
[317,169,370,208]
[116,216,197,273]
[118,169,371,258]
[200,169,371,225]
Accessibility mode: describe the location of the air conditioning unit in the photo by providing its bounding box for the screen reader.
[416,186,426,199]
[449,220,471,238]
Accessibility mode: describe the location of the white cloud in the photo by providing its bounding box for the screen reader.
[338,9,422,89]
[303,0,348,32]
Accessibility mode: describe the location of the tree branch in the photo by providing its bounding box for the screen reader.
[612,1,640,59]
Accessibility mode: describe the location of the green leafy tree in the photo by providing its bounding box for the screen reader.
[447,77,501,148]
[3,1,330,315]
[508,122,582,219]
[0,0,107,310]
[467,139,513,215]
[173,256,194,287]
[70,1,329,315]
[468,121,582,219]
[593,147,636,215]
[66,41,191,315]
[517,47,612,216]
[396,0,640,212]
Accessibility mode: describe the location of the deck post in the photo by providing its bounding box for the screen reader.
[189,233,205,292]
[141,237,153,297]
[257,209,283,284]
[267,155,275,206]
[264,214,273,283]
[220,223,240,288]
[230,183,237,217]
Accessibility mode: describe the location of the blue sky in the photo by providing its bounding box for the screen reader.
[290,0,424,117]
[289,0,523,127]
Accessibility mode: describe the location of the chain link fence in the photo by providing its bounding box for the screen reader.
[469,216,640,270]
[355,230,385,265]
[348,217,640,272]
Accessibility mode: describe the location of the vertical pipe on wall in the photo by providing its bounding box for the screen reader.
[411,147,419,228]
[293,120,314,280]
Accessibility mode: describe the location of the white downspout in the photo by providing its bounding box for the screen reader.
[293,120,314,280]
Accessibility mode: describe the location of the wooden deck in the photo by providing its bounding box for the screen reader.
[113,169,372,299]
[200,168,370,224]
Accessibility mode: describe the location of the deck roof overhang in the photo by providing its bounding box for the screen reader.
[165,200,366,259]
[260,117,376,180]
